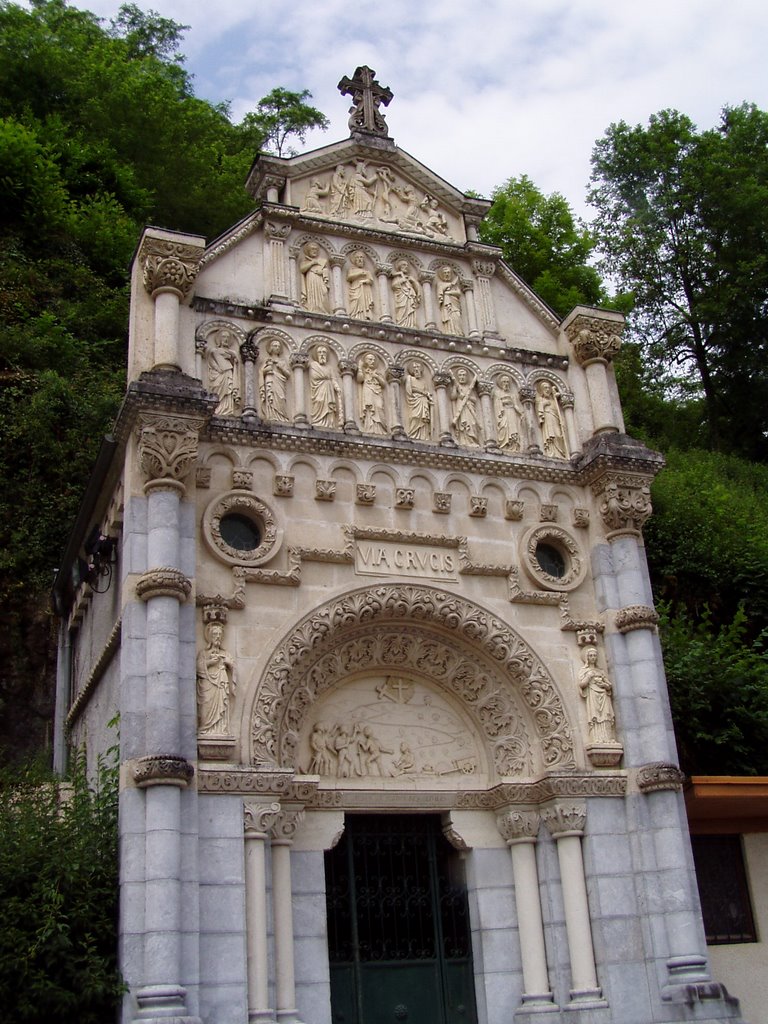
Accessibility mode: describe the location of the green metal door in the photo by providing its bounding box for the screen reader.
[325,814,478,1024]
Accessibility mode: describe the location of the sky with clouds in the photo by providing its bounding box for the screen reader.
[68,0,768,219]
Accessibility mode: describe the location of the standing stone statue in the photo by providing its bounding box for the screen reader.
[357,352,388,434]
[346,251,375,319]
[350,160,378,219]
[451,367,482,447]
[535,380,568,458]
[437,265,463,335]
[207,328,241,416]
[299,242,331,313]
[392,259,421,328]
[578,647,617,745]
[259,338,290,422]
[494,373,523,451]
[309,344,343,429]
[404,361,434,441]
[329,164,351,217]
[196,621,236,736]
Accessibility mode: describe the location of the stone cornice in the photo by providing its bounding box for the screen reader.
[114,370,219,448]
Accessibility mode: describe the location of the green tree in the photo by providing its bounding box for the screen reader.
[237,86,329,158]
[589,104,768,458]
[479,174,611,317]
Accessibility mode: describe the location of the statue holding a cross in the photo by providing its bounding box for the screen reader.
[338,65,393,137]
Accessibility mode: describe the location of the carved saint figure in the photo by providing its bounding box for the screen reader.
[392,259,421,327]
[346,250,375,319]
[308,722,334,774]
[259,337,290,422]
[309,344,343,429]
[196,622,236,735]
[437,265,463,335]
[350,160,378,218]
[535,380,568,458]
[578,647,617,745]
[207,329,242,416]
[422,196,450,238]
[404,361,434,441]
[451,367,482,447]
[357,352,388,435]
[301,178,329,214]
[299,242,331,313]
[329,164,351,216]
[494,374,523,451]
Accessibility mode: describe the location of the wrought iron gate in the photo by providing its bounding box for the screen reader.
[325,814,478,1024]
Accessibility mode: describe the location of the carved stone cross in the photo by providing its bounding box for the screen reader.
[338,65,393,137]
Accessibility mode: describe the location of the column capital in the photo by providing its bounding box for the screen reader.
[136,567,192,603]
[563,308,624,366]
[270,809,305,845]
[472,258,497,278]
[139,235,203,300]
[136,412,206,494]
[616,604,660,633]
[132,754,194,788]
[240,336,260,364]
[497,809,540,844]
[290,351,309,370]
[432,369,453,389]
[542,802,586,838]
[244,801,282,838]
[265,219,291,241]
[596,475,653,538]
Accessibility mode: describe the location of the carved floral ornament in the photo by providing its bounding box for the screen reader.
[136,414,205,492]
[520,525,586,592]
[249,584,577,776]
[565,313,623,366]
[139,236,203,299]
[596,477,653,537]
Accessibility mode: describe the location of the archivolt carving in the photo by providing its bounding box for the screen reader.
[249,584,576,775]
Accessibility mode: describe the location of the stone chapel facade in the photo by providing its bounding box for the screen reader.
[53,68,745,1024]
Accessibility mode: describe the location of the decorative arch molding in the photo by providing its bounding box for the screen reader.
[248,583,576,776]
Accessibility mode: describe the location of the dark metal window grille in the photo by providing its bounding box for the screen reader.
[691,834,757,944]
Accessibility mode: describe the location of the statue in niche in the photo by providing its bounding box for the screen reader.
[451,367,482,447]
[494,373,523,451]
[299,242,331,313]
[309,344,343,429]
[301,178,329,214]
[196,622,236,735]
[404,361,434,441]
[392,259,422,328]
[535,380,568,459]
[329,163,351,217]
[578,647,617,745]
[259,337,290,422]
[357,352,388,435]
[207,328,241,416]
[346,251,375,319]
[350,160,378,219]
[437,265,463,335]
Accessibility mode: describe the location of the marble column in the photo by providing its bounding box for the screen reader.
[477,380,499,452]
[560,394,580,457]
[265,221,291,301]
[433,370,457,447]
[240,336,260,418]
[471,259,498,334]
[330,256,346,316]
[376,266,392,322]
[496,810,554,1008]
[339,358,360,434]
[139,236,203,373]
[290,352,309,429]
[463,282,480,338]
[563,309,624,436]
[421,272,436,330]
[386,365,407,440]
[543,803,602,1003]
[270,810,305,1024]
[519,384,541,454]
[244,801,281,1024]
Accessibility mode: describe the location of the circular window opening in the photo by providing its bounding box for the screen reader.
[219,513,261,552]
[535,541,566,579]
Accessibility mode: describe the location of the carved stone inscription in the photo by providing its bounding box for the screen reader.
[299,676,482,780]
[355,540,458,582]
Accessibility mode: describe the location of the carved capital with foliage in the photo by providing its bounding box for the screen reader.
[542,802,586,838]
[636,762,685,793]
[139,236,203,299]
[270,809,305,844]
[596,476,653,537]
[132,754,194,788]
[243,800,282,838]
[616,604,659,633]
[565,312,624,365]
[497,809,540,843]
[136,567,192,603]
[136,413,205,493]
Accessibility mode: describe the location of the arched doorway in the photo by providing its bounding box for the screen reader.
[325,814,477,1024]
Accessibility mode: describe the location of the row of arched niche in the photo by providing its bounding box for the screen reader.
[196,321,577,458]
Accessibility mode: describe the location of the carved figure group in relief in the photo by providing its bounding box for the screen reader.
[536,380,568,458]
[578,647,617,745]
[299,242,331,314]
[357,352,388,434]
[207,328,241,415]
[451,367,482,447]
[259,338,290,422]
[309,345,343,429]
[392,259,421,327]
[437,265,463,335]
[404,361,434,441]
[196,622,236,735]
[346,250,375,319]
[308,722,394,778]
[494,373,523,451]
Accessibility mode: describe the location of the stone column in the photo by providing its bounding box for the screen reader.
[563,309,624,435]
[462,281,480,338]
[376,266,392,322]
[339,358,360,434]
[265,221,291,301]
[240,335,259,418]
[270,810,306,1024]
[194,336,206,383]
[386,365,407,440]
[131,412,204,1024]
[330,255,346,316]
[421,272,436,330]
[560,394,580,457]
[290,352,309,429]
[496,810,554,1008]
[477,380,499,452]
[433,370,457,447]
[543,803,602,1003]
[519,384,541,454]
[244,801,281,1024]
[472,259,498,334]
[139,236,203,372]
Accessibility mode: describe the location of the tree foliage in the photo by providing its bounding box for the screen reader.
[238,87,329,158]
[0,748,123,1023]
[590,104,768,459]
[479,174,612,317]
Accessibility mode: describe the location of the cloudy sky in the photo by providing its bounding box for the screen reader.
[75,0,767,219]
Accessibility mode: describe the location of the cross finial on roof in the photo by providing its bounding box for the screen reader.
[338,66,393,138]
